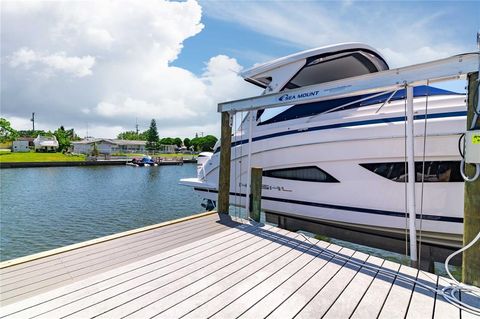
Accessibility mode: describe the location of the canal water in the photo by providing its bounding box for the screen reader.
[0,164,203,261]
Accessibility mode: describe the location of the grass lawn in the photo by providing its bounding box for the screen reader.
[0,152,86,162]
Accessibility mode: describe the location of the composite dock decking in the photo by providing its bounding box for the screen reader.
[0,212,477,318]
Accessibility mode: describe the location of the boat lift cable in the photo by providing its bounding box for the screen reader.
[403,91,409,258]
[418,82,429,270]
[233,112,238,219]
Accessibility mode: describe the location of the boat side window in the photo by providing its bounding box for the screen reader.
[360,161,463,182]
[263,166,339,183]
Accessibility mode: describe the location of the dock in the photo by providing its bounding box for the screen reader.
[0,212,477,318]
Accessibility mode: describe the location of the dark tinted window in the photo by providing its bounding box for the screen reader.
[263,166,339,183]
[284,53,378,90]
[360,161,463,182]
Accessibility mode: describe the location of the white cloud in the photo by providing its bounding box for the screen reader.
[2,0,261,138]
[9,48,95,77]
[202,1,472,68]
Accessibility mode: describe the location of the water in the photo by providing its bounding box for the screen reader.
[0,164,203,261]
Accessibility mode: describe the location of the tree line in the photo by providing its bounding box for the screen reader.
[0,117,218,153]
[118,119,218,152]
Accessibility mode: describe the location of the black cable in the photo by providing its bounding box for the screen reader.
[458,133,465,159]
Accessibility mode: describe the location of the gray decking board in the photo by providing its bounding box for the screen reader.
[1,213,474,319]
[0,214,220,278]
[0,214,234,306]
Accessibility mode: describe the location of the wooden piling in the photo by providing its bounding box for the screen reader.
[217,112,232,214]
[463,72,480,286]
[250,167,262,222]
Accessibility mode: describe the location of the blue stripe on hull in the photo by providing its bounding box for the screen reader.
[194,188,463,224]
[223,111,467,150]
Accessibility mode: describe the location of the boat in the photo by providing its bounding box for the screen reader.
[128,156,157,167]
[180,43,468,250]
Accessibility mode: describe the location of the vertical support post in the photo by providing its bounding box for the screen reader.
[463,71,480,286]
[217,111,232,214]
[406,85,418,267]
[250,167,262,222]
[245,111,254,211]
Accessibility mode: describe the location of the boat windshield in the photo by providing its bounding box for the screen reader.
[283,52,386,90]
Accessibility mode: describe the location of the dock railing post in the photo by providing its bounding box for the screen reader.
[249,167,262,222]
[217,111,232,214]
[463,71,480,286]
[406,85,418,267]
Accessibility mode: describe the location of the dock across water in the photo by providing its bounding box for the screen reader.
[0,212,477,318]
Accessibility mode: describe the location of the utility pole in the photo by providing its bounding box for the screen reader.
[30,112,35,131]
[135,118,139,135]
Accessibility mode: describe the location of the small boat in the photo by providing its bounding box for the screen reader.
[128,156,156,167]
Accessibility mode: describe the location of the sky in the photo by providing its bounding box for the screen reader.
[1,0,479,139]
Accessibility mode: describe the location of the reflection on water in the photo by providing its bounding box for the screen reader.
[0,164,203,261]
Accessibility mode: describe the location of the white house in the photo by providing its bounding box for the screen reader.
[12,140,29,152]
[72,139,147,155]
[33,135,59,152]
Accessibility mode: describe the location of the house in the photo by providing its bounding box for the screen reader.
[33,135,59,152]
[12,140,30,152]
[72,139,147,155]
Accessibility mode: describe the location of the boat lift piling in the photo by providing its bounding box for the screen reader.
[463,71,480,286]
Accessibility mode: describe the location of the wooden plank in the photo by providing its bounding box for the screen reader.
[378,264,418,318]
[0,213,222,279]
[235,243,340,319]
[0,213,223,293]
[37,226,283,318]
[323,256,385,318]
[0,221,229,306]
[405,270,438,318]
[0,217,224,287]
[185,240,330,319]
[94,228,294,319]
[265,245,356,319]
[433,277,461,319]
[350,259,401,318]
[150,232,306,318]
[0,211,217,271]
[0,223,254,319]
[159,232,323,318]
[294,251,370,318]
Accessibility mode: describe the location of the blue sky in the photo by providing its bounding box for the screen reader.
[175,1,480,74]
[1,0,479,138]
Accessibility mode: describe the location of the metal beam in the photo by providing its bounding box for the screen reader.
[406,86,418,266]
[218,53,478,113]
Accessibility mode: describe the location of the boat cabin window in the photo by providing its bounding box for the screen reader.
[360,161,463,182]
[283,52,384,90]
[263,166,339,183]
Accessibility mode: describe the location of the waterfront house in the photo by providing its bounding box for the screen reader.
[33,135,59,152]
[72,138,146,154]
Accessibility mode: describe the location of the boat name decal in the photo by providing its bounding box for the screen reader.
[278,90,320,102]
[238,182,292,192]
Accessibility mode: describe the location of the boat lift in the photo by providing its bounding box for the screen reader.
[216,50,479,279]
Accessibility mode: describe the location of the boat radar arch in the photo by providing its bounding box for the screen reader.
[242,43,389,91]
